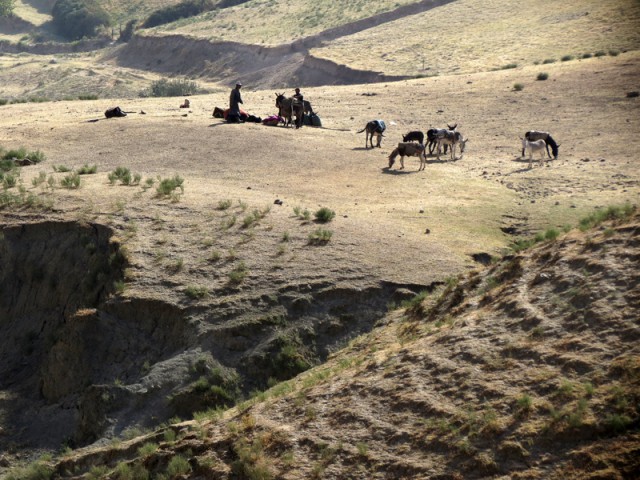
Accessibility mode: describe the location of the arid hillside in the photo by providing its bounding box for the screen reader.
[0,48,639,477]
[0,0,639,478]
[12,207,640,479]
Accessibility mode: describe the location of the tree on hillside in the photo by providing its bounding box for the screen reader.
[0,0,16,17]
[51,0,110,40]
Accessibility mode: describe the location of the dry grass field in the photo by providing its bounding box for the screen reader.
[2,52,638,270]
[146,0,422,44]
[311,0,640,76]
[0,0,639,478]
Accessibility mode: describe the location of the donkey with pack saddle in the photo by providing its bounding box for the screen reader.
[275,93,304,129]
[358,120,386,148]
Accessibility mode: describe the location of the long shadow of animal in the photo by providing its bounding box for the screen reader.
[357,120,386,148]
[426,124,457,154]
[522,131,560,159]
[275,93,304,128]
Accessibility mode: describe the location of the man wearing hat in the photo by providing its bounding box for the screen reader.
[228,82,243,123]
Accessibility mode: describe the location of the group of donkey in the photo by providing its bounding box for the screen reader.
[274,93,314,129]
[358,119,559,171]
[359,122,468,171]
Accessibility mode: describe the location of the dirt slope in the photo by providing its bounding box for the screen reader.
[35,208,640,479]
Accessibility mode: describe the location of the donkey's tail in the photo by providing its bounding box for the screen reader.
[356,127,366,133]
[388,148,400,168]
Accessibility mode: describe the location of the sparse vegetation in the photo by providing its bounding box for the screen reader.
[142,0,215,28]
[156,174,184,200]
[60,172,81,189]
[536,72,549,80]
[561,54,574,61]
[0,0,16,17]
[228,262,248,284]
[217,199,233,210]
[77,164,97,174]
[167,455,191,477]
[513,83,524,91]
[51,0,110,40]
[185,285,208,299]
[308,228,333,244]
[146,78,200,97]
[314,207,335,223]
[578,204,635,231]
[108,167,141,186]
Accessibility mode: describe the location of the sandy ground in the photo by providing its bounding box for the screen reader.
[2,52,638,287]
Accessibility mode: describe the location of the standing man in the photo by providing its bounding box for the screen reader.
[228,82,243,123]
[293,87,304,103]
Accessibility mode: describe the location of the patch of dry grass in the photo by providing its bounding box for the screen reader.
[147,0,421,45]
[311,0,640,76]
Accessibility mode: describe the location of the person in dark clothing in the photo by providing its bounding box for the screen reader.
[228,82,243,123]
[293,87,304,103]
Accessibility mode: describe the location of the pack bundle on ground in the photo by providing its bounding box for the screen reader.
[262,115,283,126]
[303,113,322,127]
[104,106,127,118]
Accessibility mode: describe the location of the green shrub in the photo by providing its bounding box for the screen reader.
[308,228,332,244]
[513,83,524,91]
[119,19,137,42]
[142,0,214,28]
[217,199,232,210]
[60,172,81,188]
[2,173,17,189]
[77,164,97,174]
[594,50,607,57]
[108,167,141,186]
[501,63,518,69]
[167,455,191,477]
[561,54,574,62]
[314,207,335,223]
[605,413,632,433]
[156,174,184,199]
[147,78,200,97]
[515,393,533,414]
[536,72,549,81]
[542,58,556,64]
[2,147,27,160]
[0,98,8,106]
[51,0,110,40]
[582,52,592,59]
[609,49,620,57]
[185,285,208,299]
[78,94,98,100]
[579,204,635,231]
[228,262,248,284]
[5,457,54,480]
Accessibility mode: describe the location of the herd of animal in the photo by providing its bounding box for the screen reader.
[357,119,560,171]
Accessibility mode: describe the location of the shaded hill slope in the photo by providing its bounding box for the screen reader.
[25,207,640,479]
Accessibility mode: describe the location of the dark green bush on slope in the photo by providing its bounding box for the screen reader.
[142,0,214,28]
[52,0,110,40]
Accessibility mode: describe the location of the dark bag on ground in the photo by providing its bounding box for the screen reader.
[303,113,322,127]
[105,106,126,118]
